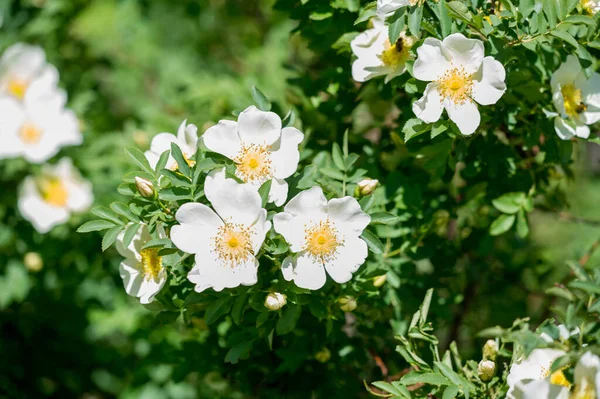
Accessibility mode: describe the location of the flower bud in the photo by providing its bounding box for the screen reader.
[356,178,378,196]
[483,339,498,361]
[135,176,155,198]
[264,292,287,311]
[24,252,43,272]
[338,295,357,312]
[315,347,331,363]
[478,360,495,382]
[373,274,387,287]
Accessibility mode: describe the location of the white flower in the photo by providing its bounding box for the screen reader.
[170,169,271,292]
[377,0,412,17]
[511,379,569,399]
[264,292,287,311]
[582,0,600,14]
[478,360,495,381]
[116,224,167,304]
[357,178,379,196]
[506,348,570,399]
[0,43,59,102]
[550,55,600,140]
[0,91,81,163]
[18,158,93,233]
[412,33,506,135]
[201,106,304,206]
[273,186,370,290]
[144,120,198,170]
[351,17,414,83]
[572,352,600,399]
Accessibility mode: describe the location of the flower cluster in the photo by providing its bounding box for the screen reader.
[0,44,92,233]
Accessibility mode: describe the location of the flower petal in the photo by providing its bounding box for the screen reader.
[171,203,222,254]
[271,127,304,179]
[413,38,451,81]
[413,83,444,123]
[445,99,480,135]
[269,178,289,207]
[273,212,305,252]
[583,72,600,109]
[472,57,506,105]
[18,178,70,233]
[281,254,327,290]
[326,197,370,236]
[281,186,327,218]
[551,55,581,88]
[442,33,484,74]
[324,236,368,284]
[554,117,576,140]
[237,105,282,146]
[188,255,258,292]
[251,209,271,255]
[176,119,199,154]
[201,119,241,159]
[204,168,262,225]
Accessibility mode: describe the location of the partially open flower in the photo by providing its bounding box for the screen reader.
[135,176,155,198]
[18,158,93,233]
[144,120,198,171]
[412,33,506,135]
[264,292,287,311]
[478,360,495,382]
[483,339,498,361]
[356,178,378,196]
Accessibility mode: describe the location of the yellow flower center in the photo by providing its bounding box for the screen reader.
[303,219,344,264]
[39,178,68,207]
[233,143,273,185]
[213,223,254,267]
[581,0,597,14]
[7,77,28,99]
[572,387,596,399]
[139,248,163,282]
[561,84,586,117]
[380,37,410,68]
[19,122,43,144]
[541,366,572,389]
[437,66,475,105]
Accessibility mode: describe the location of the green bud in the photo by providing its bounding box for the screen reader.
[478,360,495,382]
[315,347,331,363]
[338,295,357,312]
[483,339,498,361]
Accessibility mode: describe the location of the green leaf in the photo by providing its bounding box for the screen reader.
[403,118,431,142]
[320,167,345,181]
[92,206,125,225]
[492,192,525,214]
[258,180,272,207]
[251,86,272,111]
[110,202,139,222]
[204,296,233,325]
[231,294,248,325]
[142,238,172,250]
[276,304,302,335]
[121,223,140,248]
[443,386,459,399]
[102,226,123,251]
[434,361,473,392]
[371,381,410,398]
[332,143,346,171]
[125,147,153,174]
[170,142,191,177]
[389,12,406,43]
[155,150,170,176]
[516,209,529,238]
[225,341,253,364]
[369,212,401,225]
[361,229,384,254]
[563,15,596,25]
[419,288,433,325]
[431,121,448,139]
[489,214,516,236]
[401,371,451,386]
[408,5,423,37]
[568,281,600,295]
[446,1,472,23]
[77,219,116,233]
[550,30,579,47]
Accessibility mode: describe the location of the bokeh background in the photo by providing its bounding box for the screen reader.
[1,0,599,398]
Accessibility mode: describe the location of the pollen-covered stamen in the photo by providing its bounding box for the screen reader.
[541,366,571,389]
[213,222,254,267]
[7,77,28,99]
[379,36,411,68]
[19,122,42,144]
[561,84,586,117]
[38,177,68,207]
[233,143,273,185]
[437,66,475,105]
[303,219,344,264]
[139,248,163,282]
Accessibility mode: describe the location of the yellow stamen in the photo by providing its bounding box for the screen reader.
[379,37,411,68]
[303,219,343,264]
[139,248,163,282]
[213,223,254,267]
[39,178,68,207]
[19,122,43,144]
[437,66,475,105]
[561,84,586,117]
[549,370,571,389]
[233,143,273,185]
[7,77,28,99]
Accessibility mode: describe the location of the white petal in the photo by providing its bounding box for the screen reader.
[324,236,368,284]
[413,38,451,81]
[281,254,327,290]
[116,223,146,260]
[237,105,282,146]
[271,127,304,179]
[273,212,305,252]
[575,124,590,139]
[413,83,444,123]
[269,178,289,207]
[201,119,241,159]
[326,196,370,236]
[65,179,93,212]
[554,117,576,140]
[18,178,70,233]
[583,72,600,109]
[187,255,258,292]
[204,168,262,225]
[445,99,480,135]
[0,98,26,159]
[176,119,199,154]
[119,259,166,304]
[551,55,581,88]
[442,33,484,74]
[24,65,60,102]
[575,352,600,391]
[251,209,271,254]
[281,186,327,219]
[472,57,506,105]
[350,25,386,59]
[512,379,569,399]
[171,203,222,254]
[150,132,178,154]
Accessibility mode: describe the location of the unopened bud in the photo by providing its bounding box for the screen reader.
[338,295,357,312]
[135,177,155,198]
[24,252,43,272]
[478,360,495,382]
[315,347,331,363]
[483,339,498,361]
[264,292,287,311]
[356,178,378,196]
[373,274,387,287]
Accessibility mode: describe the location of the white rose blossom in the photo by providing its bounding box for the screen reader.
[582,0,600,14]
[202,106,304,206]
[412,33,506,135]
[572,352,600,399]
[511,379,569,399]
[144,120,198,170]
[116,224,167,304]
[376,0,412,17]
[18,158,93,234]
[550,55,600,141]
[273,186,370,290]
[0,43,59,102]
[170,169,271,292]
[0,90,81,163]
[506,348,570,399]
[351,16,414,83]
